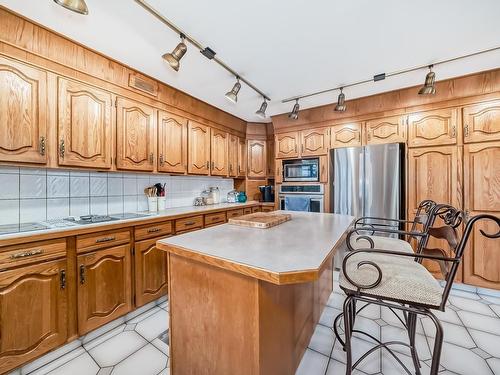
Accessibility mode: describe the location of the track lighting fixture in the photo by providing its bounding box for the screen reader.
[225,78,241,103]
[255,98,268,118]
[418,65,436,95]
[334,88,347,112]
[162,34,187,72]
[53,0,88,15]
[288,100,300,120]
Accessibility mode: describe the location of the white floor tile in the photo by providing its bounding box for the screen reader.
[381,325,431,361]
[468,329,500,358]
[135,310,169,341]
[295,349,329,375]
[439,341,494,375]
[87,331,147,367]
[127,306,163,324]
[449,295,497,317]
[381,350,431,375]
[352,315,381,341]
[308,324,335,356]
[486,358,500,375]
[332,336,381,374]
[30,350,98,375]
[112,345,167,375]
[22,340,83,374]
[421,318,475,349]
[458,310,500,335]
[151,338,169,356]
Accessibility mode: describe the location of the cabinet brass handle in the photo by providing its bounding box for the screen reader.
[184,221,196,226]
[10,249,43,259]
[149,153,154,164]
[159,154,164,166]
[451,126,456,138]
[464,124,469,137]
[39,137,46,156]
[206,161,209,169]
[79,265,86,284]
[60,270,66,290]
[95,236,115,244]
[59,139,65,158]
[147,228,161,233]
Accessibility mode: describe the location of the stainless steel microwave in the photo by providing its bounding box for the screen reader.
[282,158,319,182]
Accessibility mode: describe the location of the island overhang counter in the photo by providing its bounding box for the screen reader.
[157,211,354,375]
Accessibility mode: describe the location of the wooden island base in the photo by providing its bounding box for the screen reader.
[167,253,333,375]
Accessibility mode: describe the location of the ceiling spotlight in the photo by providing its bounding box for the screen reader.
[288,99,300,120]
[418,65,436,95]
[255,98,268,118]
[162,34,187,72]
[53,0,88,15]
[334,88,347,112]
[225,77,241,103]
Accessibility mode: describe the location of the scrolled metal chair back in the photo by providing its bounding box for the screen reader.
[410,199,437,233]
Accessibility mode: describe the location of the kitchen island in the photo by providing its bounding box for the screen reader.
[157,211,354,375]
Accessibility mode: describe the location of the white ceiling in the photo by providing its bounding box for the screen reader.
[1,0,500,122]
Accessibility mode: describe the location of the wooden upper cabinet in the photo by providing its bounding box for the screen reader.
[187,121,210,175]
[276,132,299,159]
[228,134,238,177]
[266,140,275,177]
[365,115,406,145]
[408,108,458,147]
[0,259,67,374]
[77,245,132,335]
[462,142,500,289]
[210,129,228,176]
[462,100,500,143]
[407,146,458,212]
[248,140,266,178]
[0,57,47,164]
[116,97,156,171]
[330,123,362,148]
[158,111,187,174]
[237,138,247,177]
[57,78,113,169]
[301,128,328,156]
[135,238,168,307]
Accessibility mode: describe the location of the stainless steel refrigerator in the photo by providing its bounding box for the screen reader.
[331,143,405,267]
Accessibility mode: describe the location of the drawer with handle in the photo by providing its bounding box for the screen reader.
[226,209,244,218]
[0,239,66,269]
[77,230,131,253]
[135,221,173,241]
[243,208,252,215]
[204,212,227,227]
[252,206,261,213]
[175,215,203,233]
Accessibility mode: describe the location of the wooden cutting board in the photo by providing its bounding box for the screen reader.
[228,212,292,229]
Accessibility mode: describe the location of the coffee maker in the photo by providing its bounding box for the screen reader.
[258,185,274,202]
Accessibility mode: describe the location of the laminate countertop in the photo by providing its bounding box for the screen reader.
[157,211,354,284]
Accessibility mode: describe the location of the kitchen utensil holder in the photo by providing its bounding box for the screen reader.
[147,197,158,212]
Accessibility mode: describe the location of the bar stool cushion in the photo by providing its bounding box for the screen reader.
[339,252,443,307]
[349,234,415,253]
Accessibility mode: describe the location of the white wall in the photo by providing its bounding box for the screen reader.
[0,166,234,225]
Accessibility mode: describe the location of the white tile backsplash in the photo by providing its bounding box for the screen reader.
[0,167,234,225]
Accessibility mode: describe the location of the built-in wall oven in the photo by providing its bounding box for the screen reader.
[278,184,324,213]
[282,158,319,182]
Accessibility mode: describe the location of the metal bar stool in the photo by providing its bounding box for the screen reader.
[337,205,499,375]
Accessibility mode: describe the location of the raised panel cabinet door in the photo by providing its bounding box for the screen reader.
[237,137,247,177]
[248,140,266,178]
[116,97,156,171]
[407,146,458,213]
[301,128,328,156]
[365,115,406,145]
[408,108,458,147]
[187,121,210,175]
[57,78,112,169]
[463,100,500,143]
[266,140,275,177]
[135,238,168,307]
[0,56,47,164]
[0,259,67,374]
[330,123,362,148]
[158,111,187,174]
[228,134,238,177]
[276,132,299,158]
[211,129,228,176]
[462,142,500,289]
[77,245,132,335]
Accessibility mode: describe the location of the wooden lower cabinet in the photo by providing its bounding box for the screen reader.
[462,142,500,289]
[261,205,274,213]
[134,238,168,307]
[77,245,132,335]
[0,259,67,374]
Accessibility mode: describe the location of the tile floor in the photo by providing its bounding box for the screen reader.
[10,272,500,375]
